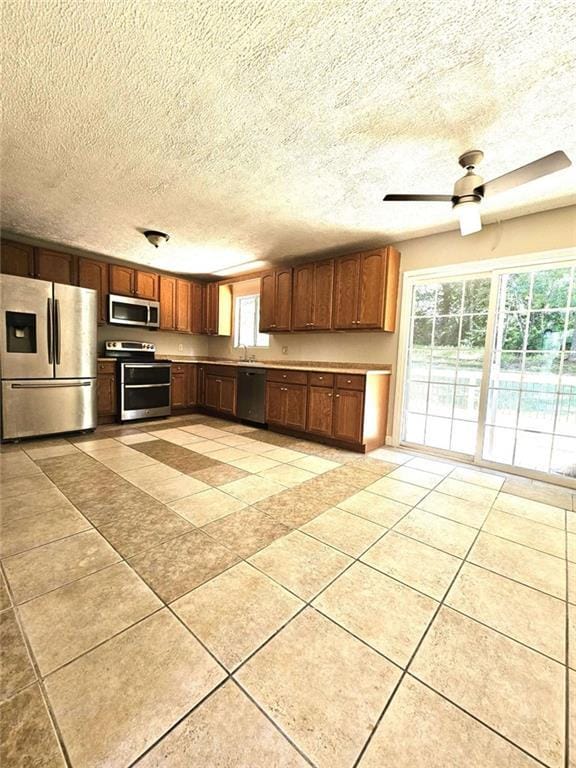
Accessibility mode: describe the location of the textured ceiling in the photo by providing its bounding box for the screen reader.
[2,0,576,274]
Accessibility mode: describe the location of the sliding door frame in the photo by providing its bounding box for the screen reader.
[392,247,576,488]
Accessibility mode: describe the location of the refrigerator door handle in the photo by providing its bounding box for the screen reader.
[47,298,53,364]
[54,299,61,365]
[11,381,91,389]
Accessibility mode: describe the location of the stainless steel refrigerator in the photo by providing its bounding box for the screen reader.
[0,274,97,440]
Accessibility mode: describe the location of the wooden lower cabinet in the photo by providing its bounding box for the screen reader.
[97,361,117,421]
[205,372,236,415]
[333,388,364,443]
[306,386,334,437]
[266,381,306,430]
[171,363,197,410]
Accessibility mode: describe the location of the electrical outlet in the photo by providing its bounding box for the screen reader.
[282,346,288,354]
[178,344,183,352]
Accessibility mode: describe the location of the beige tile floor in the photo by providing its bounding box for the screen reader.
[0,413,574,768]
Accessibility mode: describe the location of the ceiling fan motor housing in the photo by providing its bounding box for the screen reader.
[453,169,484,206]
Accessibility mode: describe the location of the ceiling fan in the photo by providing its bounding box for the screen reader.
[383,150,572,236]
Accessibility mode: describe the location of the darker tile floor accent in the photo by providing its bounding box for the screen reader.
[189,463,249,486]
[255,488,332,528]
[0,684,64,767]
[133,441,219,474]
[128,529,241,602]
[98,506,193,559]
[0,609,36,701]
[203,508,291,558]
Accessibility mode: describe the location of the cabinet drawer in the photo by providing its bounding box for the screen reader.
[267,369,307,385]
[335,373,365,391]
[205,364,237,377]
[172,363,190,374]
[308,372,334,387]
[97,360,116,374]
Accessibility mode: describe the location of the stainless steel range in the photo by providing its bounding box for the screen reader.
[104,341,171,422]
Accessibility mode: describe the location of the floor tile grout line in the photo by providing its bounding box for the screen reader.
[351,485,509,767]
[405,670,553,768]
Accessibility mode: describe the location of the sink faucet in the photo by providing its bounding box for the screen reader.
[239,344,249,362]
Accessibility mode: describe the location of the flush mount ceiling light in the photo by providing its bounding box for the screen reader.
[143,230,170,248]
[383,149,571,236]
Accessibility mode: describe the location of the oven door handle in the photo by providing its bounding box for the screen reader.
[124,383,170,389]
[123,364,171,368]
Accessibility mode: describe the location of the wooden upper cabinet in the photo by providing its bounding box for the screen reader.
[259,267,292,332]
[292,264,314,330]
[333,388,364,443]
[135,270,159,301]
[333,254,360,329]
[203,282,218,334]
[190,281,204,334]
[333,247,400,331]
[35,249,77,285]
[175,279,190,332]
[159,275,176,330]
[312,259,334,330]
[1,240,35,277]
[78,258,109,324]
[109,264,134,296]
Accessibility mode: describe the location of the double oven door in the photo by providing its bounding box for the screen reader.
[119,361,171,421]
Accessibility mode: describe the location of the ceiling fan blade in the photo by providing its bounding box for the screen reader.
[383,194,453,202]
[475,151,571,197]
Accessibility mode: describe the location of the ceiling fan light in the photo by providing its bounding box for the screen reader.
[456,199,482,236]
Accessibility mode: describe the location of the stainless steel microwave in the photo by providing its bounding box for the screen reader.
[108,294,160,328]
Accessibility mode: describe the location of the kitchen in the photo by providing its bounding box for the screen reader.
[0,239,398,451]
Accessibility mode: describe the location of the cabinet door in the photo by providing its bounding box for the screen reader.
[159,275,176,330]
[1,240,35,277]
[219,376,236,415]
[203,283,218,334]
[35,249,77,285]
[312,259,334,330]
[78,258,108,324]
[259,272,276,332]
[190,281,204,334]
[292,264,313,330]
[175,279,190,332]
[333,388,364,444]
[333,254,360,329]
[205,374,221,410]
[285,384,307,431]
[97,373,116,416]
[306,386,334,437]
[171,372,187,408]
[266,381,286,425]
[357,251,385,328]
[187,364,198,406]
[197,365,206,405]
[135,270,159,301]
[109,265,134,296]
[275,268,292,331]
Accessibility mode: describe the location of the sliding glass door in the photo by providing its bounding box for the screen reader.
[400,260,576,482]
[482,264,575,477]
[403,276,490,456]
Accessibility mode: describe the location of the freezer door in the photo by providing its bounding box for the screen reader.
[54,283,97,379]
[1,379,97,439]
[0,274,54,379]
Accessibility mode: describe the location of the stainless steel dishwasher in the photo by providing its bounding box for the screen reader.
[237,367,266,424]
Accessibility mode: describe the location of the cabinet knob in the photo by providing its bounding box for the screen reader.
[346,379,351,383]
[282,374,287,378]
[335,394,340,398]
[318,376,323,380]
[327,393,332,397]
